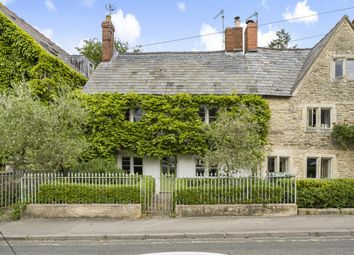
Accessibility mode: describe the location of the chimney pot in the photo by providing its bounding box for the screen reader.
[101,15,115,62]
[234,16,241,27]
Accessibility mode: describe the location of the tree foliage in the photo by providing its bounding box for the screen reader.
[76,38,142,67]
[203,106,268,175]
[0,84,88,172]
[268,29,296,49]
[0,11,87,100]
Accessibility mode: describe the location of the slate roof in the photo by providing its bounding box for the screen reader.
[84,48,310,96]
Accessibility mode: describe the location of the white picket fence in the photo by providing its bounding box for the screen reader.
[1,172,296,214]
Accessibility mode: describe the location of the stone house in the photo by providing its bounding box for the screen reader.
[84,15,354,180]
[0,4,94,78]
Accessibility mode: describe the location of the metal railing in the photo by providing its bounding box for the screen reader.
[21,172,143,204]
[0,172,22,207]
[175,175,296,205]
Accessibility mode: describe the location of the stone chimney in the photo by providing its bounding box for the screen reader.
[245,19,258,52]
[101,15,115,62]
[225,16,243,52]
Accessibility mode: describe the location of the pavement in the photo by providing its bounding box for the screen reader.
[0,215,354,241]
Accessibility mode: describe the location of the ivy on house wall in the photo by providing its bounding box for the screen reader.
[332,124,354,149]
[81,93,270,160]
[0,11,87,100]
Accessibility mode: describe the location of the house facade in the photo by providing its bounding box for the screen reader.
[84,15,354,180]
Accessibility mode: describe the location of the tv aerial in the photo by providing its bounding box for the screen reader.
[213,9,225,48]
[105,3,116,16]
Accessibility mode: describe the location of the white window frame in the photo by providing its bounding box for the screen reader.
[194,159,218,177]
[126,108,144,122]
[121,154,143,174]
[199,107,218,124]
[267,156,289,174]
[306,157,332,179]
[332,57,354,81]
[305,105,335,131]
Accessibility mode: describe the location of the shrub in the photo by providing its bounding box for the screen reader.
[297,179,354,208]
[69,158,123,174]
[37,183,140,204]
[175,182,286,205]
[10,203,27,220]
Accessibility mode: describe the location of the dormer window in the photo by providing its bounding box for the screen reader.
[125,108,144,122]
[333,58,354,80]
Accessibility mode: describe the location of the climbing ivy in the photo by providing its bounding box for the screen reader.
[332,124,354,149]
[81,93,270,160]
[0,10,87,100]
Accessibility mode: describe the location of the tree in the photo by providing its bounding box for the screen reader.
[76,38,142,67]
[268,29,296,49]
[0,84,88,172]
[203,106,267,175]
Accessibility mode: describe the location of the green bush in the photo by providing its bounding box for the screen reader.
[297,179,354,208]
[69,158,123,174]
[10,203,27,220]
[37,183,140,204]
[175,183,285,205]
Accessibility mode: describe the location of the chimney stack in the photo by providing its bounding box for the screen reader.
[102,15,115,62]
[225,16,243,52]
[245,20,258,52]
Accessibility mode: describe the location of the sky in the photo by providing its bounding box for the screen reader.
[1,0,354,54]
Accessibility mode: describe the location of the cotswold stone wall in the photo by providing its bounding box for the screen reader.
[266,20,354,178]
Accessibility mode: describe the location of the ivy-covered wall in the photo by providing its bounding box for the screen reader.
[0,10,87,100]
[81,93,270,160]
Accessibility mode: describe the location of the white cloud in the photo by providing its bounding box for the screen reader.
[261,0,269,11]
[177,2,186,12]
[258,25,277,47]
[44,0,56,12]
[35,26,54,40]
[80,0,97,8]
[111,9,141,44]
[199,23,223,51]
[0,0,14,5]
[283,0,318,24]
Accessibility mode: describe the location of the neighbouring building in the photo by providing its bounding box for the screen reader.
[84,15,354,180]
[0,4,94,78]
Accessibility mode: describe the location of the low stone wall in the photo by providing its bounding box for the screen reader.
[175,204,298,217]
[25,204,141,219]
[298,208,354,215]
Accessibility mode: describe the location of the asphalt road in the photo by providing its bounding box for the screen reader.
[1,237,354,255]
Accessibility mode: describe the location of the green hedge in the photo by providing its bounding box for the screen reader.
[297,179,354,208]
[38,183,140,204]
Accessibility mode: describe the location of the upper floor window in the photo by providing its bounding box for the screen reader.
[199,107,218,124]
[125,108,144,122]
[307,107,332,129]
[333,58,354,80]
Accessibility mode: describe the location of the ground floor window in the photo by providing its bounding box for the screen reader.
[267,156,289,174]
[161,156,177,175]
[121,155,143,175]
[195,160,218,176]
[306,157,332,178]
